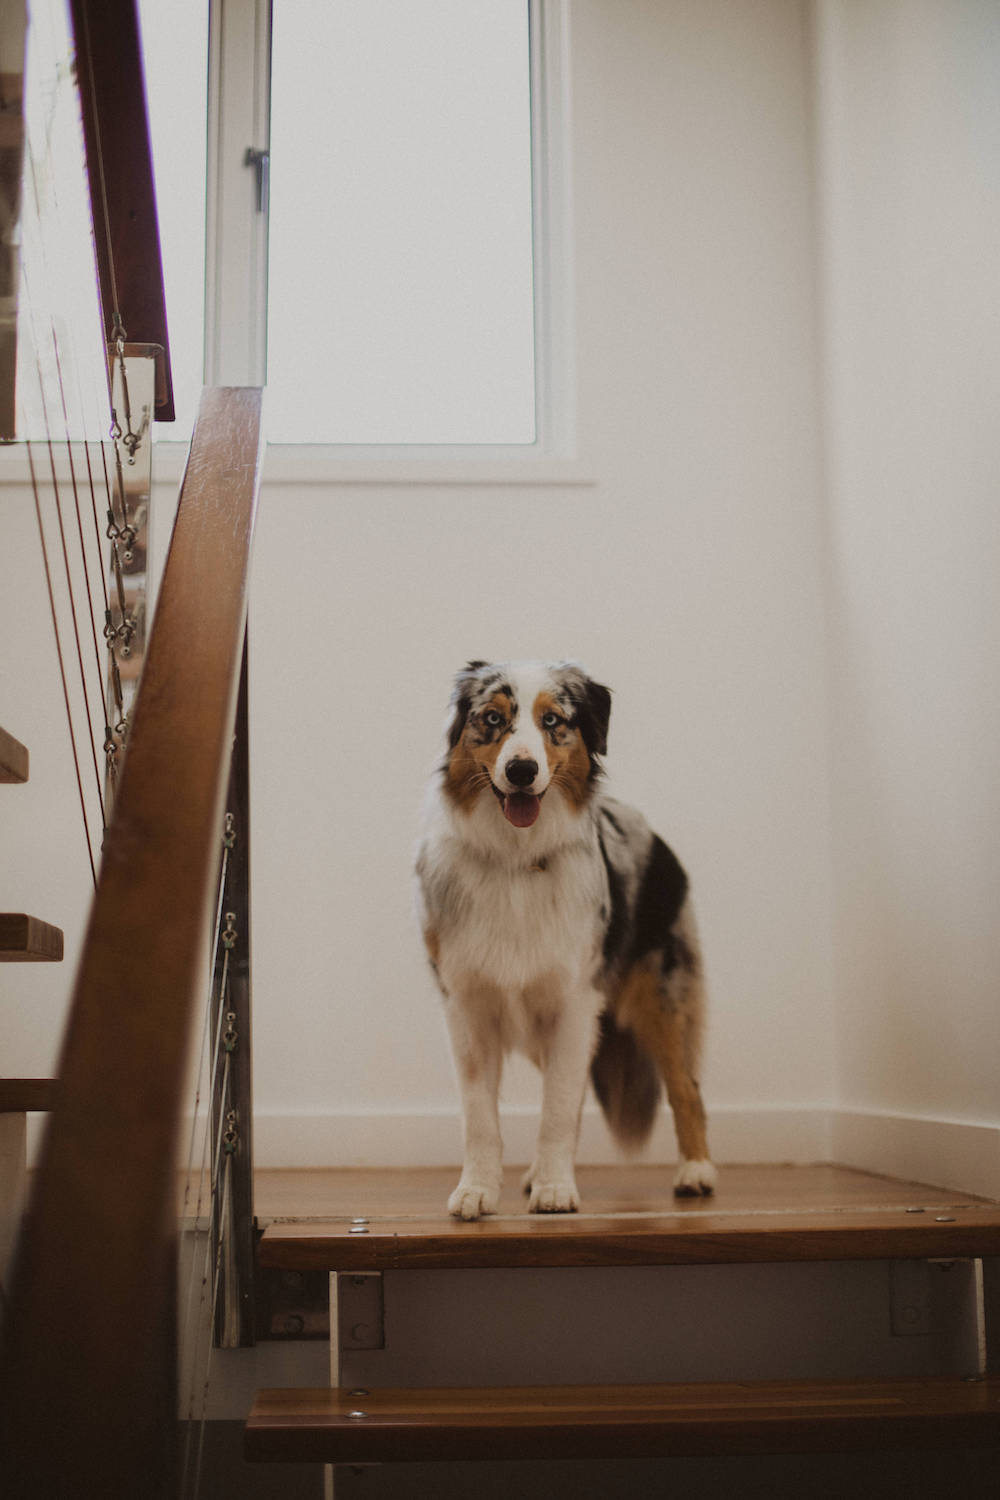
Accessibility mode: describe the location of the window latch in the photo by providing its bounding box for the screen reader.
[244,147,270,214]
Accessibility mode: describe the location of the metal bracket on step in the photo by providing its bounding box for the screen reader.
[339,1271,385,1351]
[257,1269,386,1349]
[257,1268,331,1340]
[890,1257,993,1377]
[982,1258,999,1376]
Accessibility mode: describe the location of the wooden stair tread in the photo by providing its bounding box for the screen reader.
[254,1163,1000,1272]
[0,725,29,783]
[245,1376,1000,1463]
[0,1079,56,1112]
[0,913,64,962]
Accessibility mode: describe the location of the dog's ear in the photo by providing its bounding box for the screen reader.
[446,661,488,749]
[575,675,612,758]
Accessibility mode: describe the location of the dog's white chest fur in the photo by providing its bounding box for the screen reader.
[429,826,606,999]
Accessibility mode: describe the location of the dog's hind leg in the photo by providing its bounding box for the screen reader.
[443,981,505,1220]
[653,1000,717,1197]
[617,940,717,1198]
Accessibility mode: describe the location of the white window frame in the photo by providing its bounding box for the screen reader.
[199,0,582,485]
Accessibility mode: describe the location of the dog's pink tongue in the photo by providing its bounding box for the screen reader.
[503,792,541,828]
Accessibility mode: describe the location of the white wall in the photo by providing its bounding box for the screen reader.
[813,0,1000,1184]
[245,0,836,1167]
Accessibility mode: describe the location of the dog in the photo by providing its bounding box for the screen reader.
[415,660,716,1220]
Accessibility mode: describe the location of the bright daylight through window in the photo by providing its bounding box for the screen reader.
[141,0,538,447]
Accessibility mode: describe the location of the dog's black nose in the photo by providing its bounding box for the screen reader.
[506,758,539,788]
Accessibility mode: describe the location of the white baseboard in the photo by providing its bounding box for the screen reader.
[251,1105,999,1199]
[832,1108,1000,1201]
[250,1104,832,1171]
[24,1102,1000,1200]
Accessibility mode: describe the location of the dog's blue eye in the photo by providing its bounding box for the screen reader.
[483,710,503,727]
[542,712,560,729]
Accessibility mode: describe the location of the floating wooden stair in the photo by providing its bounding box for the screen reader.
[0,914,64,962]
[0,1079,57,1112]
[255,1162,1000,1272]
[0,725,29,783]
[244,1164,1000,1471]
[246,1375,1000,1463]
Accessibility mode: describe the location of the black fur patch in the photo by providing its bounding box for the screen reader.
[577,678,612,758]
[628,834,689,973]
[598,822,629,966]
[553,668,611,762]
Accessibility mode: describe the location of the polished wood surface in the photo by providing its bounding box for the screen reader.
[0,387,263,1498]
[0,913,64,961]
[68,0,174,417]
[254,1163,1000,1272]
[0,1079,56,1113]
[0,724,28,781]
[245,1376,1000,1463]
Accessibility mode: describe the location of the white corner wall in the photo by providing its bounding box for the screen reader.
[814,0,1000,1194]
[244,0,837,1169]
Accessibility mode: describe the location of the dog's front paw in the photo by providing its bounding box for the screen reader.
[448,1181,499,1221]
[527,1178,580,1214]
[673,1158,718,1197]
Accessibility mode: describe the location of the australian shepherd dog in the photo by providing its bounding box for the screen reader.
[416,660,717,1220]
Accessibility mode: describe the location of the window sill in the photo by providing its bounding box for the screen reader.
[148,441,595,488]
[0,440,595,490]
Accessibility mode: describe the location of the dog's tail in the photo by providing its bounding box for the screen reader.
[590,1011,660,1151]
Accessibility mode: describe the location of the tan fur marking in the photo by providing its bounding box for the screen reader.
[423,927,440,968]
[613,960,710,1163]
[450,973,506,1081]
[444,692,513,811]
[533,691,592,808]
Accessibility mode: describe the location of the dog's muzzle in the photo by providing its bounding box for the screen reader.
[496,757,543,828]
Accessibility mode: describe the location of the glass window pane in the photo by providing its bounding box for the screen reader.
[267,0,536,445]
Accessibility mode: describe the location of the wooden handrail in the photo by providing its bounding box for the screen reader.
[68,0,175,418]
[0,386,264,1498]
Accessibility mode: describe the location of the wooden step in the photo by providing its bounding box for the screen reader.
[0,1079,57,1112]
[255,1163,1000,1273]
[0,726,29,783]
[0,914,64,962]
[245,1376,1000,1464]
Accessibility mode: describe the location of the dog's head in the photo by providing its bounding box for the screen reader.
[441,660,612,828]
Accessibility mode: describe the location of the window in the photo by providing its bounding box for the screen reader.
[268,1,536,445]
[143,0,571,456]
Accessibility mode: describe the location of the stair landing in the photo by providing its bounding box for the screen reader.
[245,1375,1000,1463]
[255,1163,1000,1271]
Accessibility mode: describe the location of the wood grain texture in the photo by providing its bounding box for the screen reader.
[254,1163,1000,1273]
[0,387,263,1499]
[0,1079,56,1113]
[0,724,29,781]
[245,1377,1000,1463]
[0,913,64,961]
